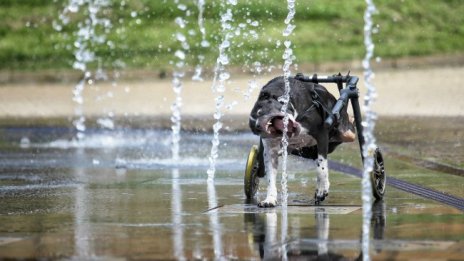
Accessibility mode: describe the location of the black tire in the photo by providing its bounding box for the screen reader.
[371,148,386,200]
[256,139,265,178]
[244,145,260,199]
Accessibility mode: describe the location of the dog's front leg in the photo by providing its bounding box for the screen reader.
[315,133,330,205]
[315,154,330,204]
[259,138,280,208]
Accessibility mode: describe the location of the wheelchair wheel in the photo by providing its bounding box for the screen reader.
[371,147,386,200]
[244,145,260,199]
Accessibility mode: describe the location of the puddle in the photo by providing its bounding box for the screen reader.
[294,239,456,251]
[216,204,361,215]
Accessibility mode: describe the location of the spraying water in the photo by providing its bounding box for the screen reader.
[54,0,111,141]
[279,2,296,258]
[280,0,296,207]
[207,0,237,182]
[361,0,378,260]
[192,0,210,81]
[171,1,190,161]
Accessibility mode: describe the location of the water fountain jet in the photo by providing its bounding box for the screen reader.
[207,0,237,182]
[192,0,209,82]
[280,0,296,208]
[54,0,112,142]
[361,1,378,260]
[171,1,191,161]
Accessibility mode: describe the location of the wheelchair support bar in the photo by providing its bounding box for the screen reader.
[294,73,356,84]
[324,77,359,128]
[324,90,348,128]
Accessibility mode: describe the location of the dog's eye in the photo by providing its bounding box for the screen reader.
[259,92,270,100]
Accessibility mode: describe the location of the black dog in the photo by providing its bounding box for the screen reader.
[249,76,355,207]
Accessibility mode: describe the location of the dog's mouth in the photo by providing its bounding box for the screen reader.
[259,113,300,138]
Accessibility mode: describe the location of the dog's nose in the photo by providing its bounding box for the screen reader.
[251,120,263,134]
[249,116,261,134]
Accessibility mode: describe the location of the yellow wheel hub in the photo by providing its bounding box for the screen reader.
[244,145,259,198]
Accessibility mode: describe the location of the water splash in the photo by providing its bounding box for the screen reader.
[171,1,190,161]
[55,0,111,141]
[361,1,378,260]
[207,1,236,182]
[280,0,296,207]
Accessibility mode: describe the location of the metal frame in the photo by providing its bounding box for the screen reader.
[294,72,366,162]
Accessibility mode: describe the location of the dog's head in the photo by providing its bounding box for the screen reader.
[249,77,301,138]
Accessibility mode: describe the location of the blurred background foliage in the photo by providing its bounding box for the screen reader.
[0,0,463,72]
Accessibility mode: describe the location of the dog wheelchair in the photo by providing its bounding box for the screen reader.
[244,73,386,201]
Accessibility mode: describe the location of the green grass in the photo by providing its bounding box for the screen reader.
[0,0,463,71]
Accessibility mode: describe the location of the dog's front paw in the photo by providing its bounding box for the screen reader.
[258,198,277,208]
[314,190,329,205]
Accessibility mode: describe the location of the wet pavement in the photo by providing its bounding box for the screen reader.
[0,122,463,260]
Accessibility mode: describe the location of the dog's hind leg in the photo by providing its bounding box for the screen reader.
[340,114,356,142]
[258,138,280,208]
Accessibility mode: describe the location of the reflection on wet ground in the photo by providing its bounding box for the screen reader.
[0,121,463,259]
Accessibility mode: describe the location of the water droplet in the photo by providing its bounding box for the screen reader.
[174,50,186,60]
[220,40,230,49]
[218,54,229,65]
[201,40,210,47]
[226,101,238,110]
[219,72,230,81]
[52,21,62,31]
[175,17,186,28]
[68,4,79,13]
[284,40,292,48]
[176,32,186,42]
